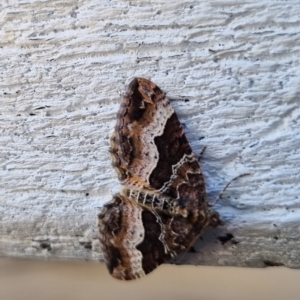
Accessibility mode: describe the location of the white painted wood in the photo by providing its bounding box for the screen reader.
[1,0,300,268]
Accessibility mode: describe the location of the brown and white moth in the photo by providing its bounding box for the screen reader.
[98,77,222,280]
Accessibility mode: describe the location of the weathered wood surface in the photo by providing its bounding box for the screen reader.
[1,1,300,268]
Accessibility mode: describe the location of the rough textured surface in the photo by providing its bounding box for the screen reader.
[1,1,300,268]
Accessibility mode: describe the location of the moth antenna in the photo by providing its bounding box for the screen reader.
[209,173,251,207]
[197,146,207,161]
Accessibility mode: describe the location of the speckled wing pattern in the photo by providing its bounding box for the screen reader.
[98,78,221,280]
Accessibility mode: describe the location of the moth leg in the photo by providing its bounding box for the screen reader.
[209,173,250,207]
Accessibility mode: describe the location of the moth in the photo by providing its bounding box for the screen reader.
[98,77,222,280]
